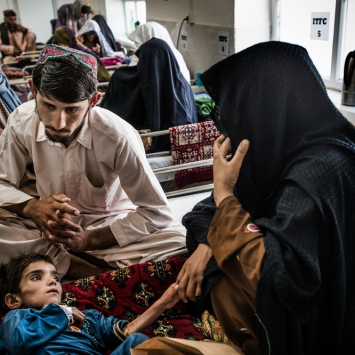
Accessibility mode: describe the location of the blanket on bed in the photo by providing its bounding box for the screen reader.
[169,121,220,188]
[61,257,210,353]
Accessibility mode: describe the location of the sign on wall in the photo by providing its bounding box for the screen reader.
[180,31,188,51]
[218,31,229,56]
[310,12,330,41]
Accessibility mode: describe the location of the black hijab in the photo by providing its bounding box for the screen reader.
[92,15,119,51]
[185,41,355,354]
[202,41,355,218]
[101,37,197,153]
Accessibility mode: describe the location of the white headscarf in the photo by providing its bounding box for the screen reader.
[128,22,190,83]
[77,19,115,57]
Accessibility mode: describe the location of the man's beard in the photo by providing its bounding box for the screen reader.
[7,23,16,33]
[36,101,89,144]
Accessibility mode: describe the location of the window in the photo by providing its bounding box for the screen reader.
[124,0,146,34]
[272,0,355,90]
[339,0,355,80]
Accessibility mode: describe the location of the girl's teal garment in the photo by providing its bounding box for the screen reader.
[0,303,148,354]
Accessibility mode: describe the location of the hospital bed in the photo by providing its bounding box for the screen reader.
[140,122,215,261]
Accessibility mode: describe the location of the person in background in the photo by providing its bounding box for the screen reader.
[55,0,91,35]
[0,10,36,63]
[0,68,37,199]
[92,14,119,52]
[0,253,180,355]
[76,19,115,58]
[100,38,197,153]
[52,26,110,81]
[0,68,21,134]
[128,21,190,83]
[177,41,355,355]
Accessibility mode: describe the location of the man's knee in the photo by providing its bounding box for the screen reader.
[25,31,36,49]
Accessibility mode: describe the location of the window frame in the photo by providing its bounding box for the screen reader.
[123,0,146,35]
[271,0,348,90]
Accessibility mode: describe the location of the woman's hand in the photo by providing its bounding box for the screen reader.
[176,243,212,303]
[213,135,249,207]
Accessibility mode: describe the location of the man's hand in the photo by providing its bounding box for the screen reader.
[48,225,118,252]
[176,243,212,303]
[15,24,27,34]
[72,307,85,328]
[49,228,91,253]
[213,135,249,207]
[23,194,81,241]
[157,283,180,310]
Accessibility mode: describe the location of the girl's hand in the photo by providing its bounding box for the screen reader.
[92,43,101,55]
[213,135,249,207]
[157,283,180,310]
[72,307,85,328]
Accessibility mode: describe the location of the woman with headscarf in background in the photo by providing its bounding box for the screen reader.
[128,21,190,83]
[0,68,21,133]
[52,26,110,81]
[76,19,115,58]
[177,41,355,355]
[55,0,91,35]
[100,38,197,153]
[92,14,119,51]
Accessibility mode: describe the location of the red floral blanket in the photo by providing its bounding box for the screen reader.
[62,257,209,345]
[169,121,220,188]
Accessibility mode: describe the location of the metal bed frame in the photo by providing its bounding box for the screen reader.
[139,129,214,198]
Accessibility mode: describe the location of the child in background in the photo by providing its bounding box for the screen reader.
[0,253,180,355]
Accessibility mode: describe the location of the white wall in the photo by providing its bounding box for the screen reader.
[17,0,54,43]
[146,0,234,27]
[0,0,272,63]
[234,0,270,53]
[105,0,126,38]
[146,0,236,78]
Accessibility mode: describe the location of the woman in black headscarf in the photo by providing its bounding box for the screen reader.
[177,41,355,355]
[100,37,197,153]
[92,14,119,51]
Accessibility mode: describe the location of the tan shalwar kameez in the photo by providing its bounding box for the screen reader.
[0,101,186,277]
[0,25,36,63]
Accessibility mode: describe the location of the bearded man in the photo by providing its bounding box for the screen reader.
[0,9,36,63]
[0,45,185,279]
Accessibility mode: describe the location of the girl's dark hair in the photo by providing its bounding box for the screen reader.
[0,253,56,315]
[32,55,97,103]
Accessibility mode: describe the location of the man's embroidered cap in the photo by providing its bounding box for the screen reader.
[37,44,98,78]
[3,9,15,16]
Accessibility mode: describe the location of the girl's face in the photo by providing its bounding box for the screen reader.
[86,34,96,42]
[17,261,62,309]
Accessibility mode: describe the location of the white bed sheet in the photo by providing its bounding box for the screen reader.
[147,154,174,182]
[168,191,211,225]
